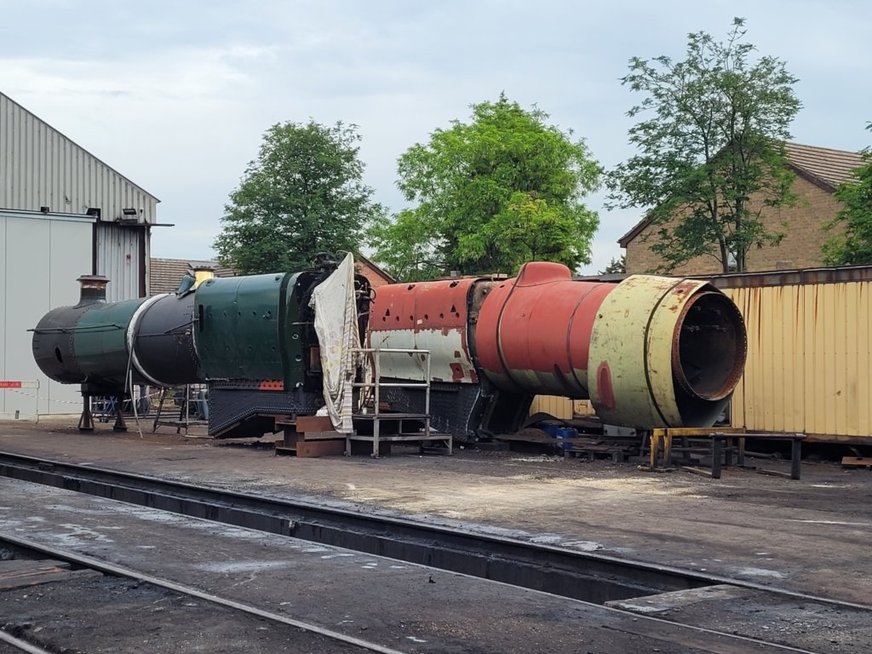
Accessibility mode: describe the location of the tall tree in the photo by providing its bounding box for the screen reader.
[823,123,872,266]
[608,18,801,273]
[369,95,601,280]
[215,121,384,274]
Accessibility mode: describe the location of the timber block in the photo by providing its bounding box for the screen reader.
[275,438,345,458]
[295,415,334,433]
[296,439,346,458]
[842,456,872,469]
[302,430,345,441]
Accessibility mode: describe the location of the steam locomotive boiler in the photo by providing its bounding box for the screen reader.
[32,258,746,440]
[32,262,369,435]
[369,261,746,438]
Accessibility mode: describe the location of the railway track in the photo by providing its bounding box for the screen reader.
[0,450,709,604]
[0,534,405,654]
[0,450,870,652]
[0,450,868,611]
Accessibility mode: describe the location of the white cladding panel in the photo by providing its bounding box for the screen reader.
[0,92,158,222]
[0,212,92,416]
[368,328,477,383]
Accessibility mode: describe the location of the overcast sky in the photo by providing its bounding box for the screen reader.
[2,0,870,273]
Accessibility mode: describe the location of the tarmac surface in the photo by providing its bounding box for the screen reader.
[1,417,871,652]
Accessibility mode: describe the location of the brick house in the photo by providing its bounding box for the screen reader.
[618,143,865,274]
[354,254,395,289]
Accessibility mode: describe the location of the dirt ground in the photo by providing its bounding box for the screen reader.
[2,416,871,607]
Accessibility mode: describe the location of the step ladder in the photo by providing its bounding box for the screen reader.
[348,347,452,458]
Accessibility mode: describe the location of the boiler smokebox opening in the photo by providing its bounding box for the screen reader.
[75,275,110,307]
[672,290,746,402]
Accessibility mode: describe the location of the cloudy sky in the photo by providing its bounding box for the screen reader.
[2,0,870,273]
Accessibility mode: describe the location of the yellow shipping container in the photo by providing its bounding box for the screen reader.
[723,269,872,443]
[529,396,595,420]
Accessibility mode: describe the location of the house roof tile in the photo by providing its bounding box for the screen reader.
[149,258,235,296]
[784,142,865,189]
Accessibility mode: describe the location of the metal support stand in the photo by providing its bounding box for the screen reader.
[791,437,803,480]
[112,393,128,432]
[647,428,804,480]
[78,394,95,432]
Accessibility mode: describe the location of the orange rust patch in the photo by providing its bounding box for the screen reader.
[596,362,615,410]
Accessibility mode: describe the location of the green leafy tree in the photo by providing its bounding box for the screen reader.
[369,95,601,280]
[823,124,872,265]
[600,255,626,274]
[608,18,801,273]
[215,121,384,274]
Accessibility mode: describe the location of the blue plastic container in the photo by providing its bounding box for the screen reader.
[542,424,576,449]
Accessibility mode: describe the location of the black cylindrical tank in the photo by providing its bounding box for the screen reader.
[32,302,92,384]
[32,275,144,393]
[130,293,201,386]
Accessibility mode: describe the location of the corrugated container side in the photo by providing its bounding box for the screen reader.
[726,280,872,442]
[530,395,574,419]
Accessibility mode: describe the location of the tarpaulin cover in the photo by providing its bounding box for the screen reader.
[309,253,360,432]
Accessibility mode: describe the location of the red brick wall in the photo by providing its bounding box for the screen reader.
[356,260,393,289]
[624,177,843,274]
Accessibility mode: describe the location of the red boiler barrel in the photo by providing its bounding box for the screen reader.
[474,262,747,429]
[473,261,613,397]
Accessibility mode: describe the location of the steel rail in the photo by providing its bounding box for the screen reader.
[0,533,404,654]
[0,529,819,654]
[0,629,55,654]
[0,449,870,614]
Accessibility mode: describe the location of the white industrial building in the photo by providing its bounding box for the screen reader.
[0,91,159,417]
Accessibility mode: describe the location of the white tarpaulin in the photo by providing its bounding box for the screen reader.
[309,253,360,433]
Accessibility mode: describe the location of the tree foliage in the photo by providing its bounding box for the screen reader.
[823,124,872,266]
[600,255,626,274]
[215,121,383,274]
[369,95,601,280]
[608,18,800,273]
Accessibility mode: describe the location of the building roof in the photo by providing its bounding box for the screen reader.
[617,142,866,247]
[784,142,865,190]
[150,258,235,295]
[0,90,160,205]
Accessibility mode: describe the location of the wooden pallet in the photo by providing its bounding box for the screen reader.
[565,439,633,462]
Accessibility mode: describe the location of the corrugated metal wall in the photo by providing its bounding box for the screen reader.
[0,92,158,222]
[725,279,872,442]
[96,223,146,301]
